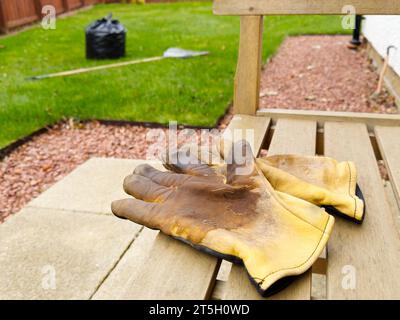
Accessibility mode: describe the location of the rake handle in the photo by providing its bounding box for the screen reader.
[27,56,165,81]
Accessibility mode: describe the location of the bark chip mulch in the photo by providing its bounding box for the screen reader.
[260,35,397,113]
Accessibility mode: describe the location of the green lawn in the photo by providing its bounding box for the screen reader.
[0,2,349,148]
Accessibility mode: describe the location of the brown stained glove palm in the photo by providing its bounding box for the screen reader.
[190,140,364,223]
[111,141,334,296]
[256,155,365,223]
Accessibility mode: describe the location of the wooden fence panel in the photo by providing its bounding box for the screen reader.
[0,0,108,33]
[83,0,100,5]
[0,0,39,29]
[40,0,66,13]
[64,0,83,10]
[0,2,6,32]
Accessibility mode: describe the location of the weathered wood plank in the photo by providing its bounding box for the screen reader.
[0,207,140,299]
[383,180,400,233]
[222,114,271,155]
[92,227,159,300]
[211,280,227,300]
[214,0,400,15]
[312,248,327,275]
[106,233,220,300]
[257,109,400,130]
[233,16,263,115]
[225,264,311,300]
[325,122,400,299]
[375,126,400,206]
[268,119,316,155]
[224,118,317,300]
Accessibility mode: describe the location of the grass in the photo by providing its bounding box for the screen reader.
[0,2,350,148]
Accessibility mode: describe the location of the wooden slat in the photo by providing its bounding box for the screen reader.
[214,0,400,15]
[210,280,227,300]
[225,264,311,300]
[312,248,327,275]
[93,227,159,299]
[233,16,263,115]
[42,0,66,14]
[311,274,327,300]
[258,109,400,130]
[383,180,400,233]
[325,122,400,299]
[268,119,316,155]
[375,126,400,206]
[33,0,42,20]
[0,2,6,33]
[224,118,317,300]
[111,233,220,299]
[222,114,271,155]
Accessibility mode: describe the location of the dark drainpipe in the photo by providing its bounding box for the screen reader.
[350,15,363,46]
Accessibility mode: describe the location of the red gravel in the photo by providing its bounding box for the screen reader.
[0,120,227,222]
[1,35,397,222]
[260,35,397,113]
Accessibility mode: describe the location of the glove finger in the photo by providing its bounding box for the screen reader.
[163,148,218,177]
[163,145,223,176]
[134,163,190,187]
[123,174,173,202]
[111,198,159,227]
[226,140,256,186]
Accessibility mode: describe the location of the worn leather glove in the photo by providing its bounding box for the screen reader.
[256,155,365,223]
[111,141,334,296]
[176,141,364,223]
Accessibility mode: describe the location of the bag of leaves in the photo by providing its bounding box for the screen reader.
[86,13,126,59]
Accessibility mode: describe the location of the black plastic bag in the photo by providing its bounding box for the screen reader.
[85,13,126,59]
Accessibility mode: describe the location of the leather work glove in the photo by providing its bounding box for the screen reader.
[256,155,365,223]
[112,140,334,296]
[175,141,365,223]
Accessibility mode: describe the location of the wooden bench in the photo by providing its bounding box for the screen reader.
[91,110,400,300]
[93,1,400,299]
[4,0,399,300]
[105,0,400,299]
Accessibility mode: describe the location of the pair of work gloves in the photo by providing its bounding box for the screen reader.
[111,139,365,296]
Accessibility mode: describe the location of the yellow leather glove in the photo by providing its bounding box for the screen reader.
[256,155,365,223]
[174,141,364,223]
[112,141,334,296]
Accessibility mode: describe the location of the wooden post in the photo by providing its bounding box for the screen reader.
[33,0,43,19]
[62,0,70,11]
[233,15,263,115]
[0,0,8,34]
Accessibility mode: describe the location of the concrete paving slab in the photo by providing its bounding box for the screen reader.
[28,158,163,215]
[0,207,140,299]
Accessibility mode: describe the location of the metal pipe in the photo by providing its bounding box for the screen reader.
[350,15,363,46]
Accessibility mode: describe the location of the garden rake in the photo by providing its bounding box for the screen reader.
[27,48,209,81]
